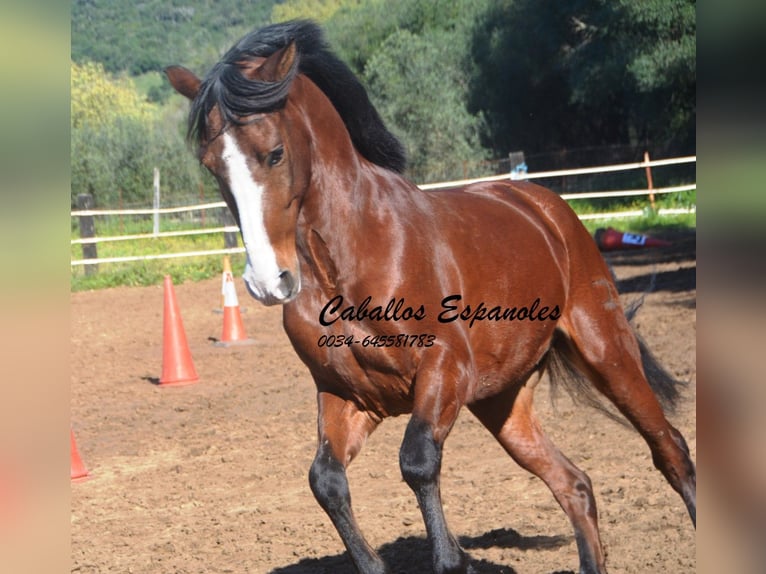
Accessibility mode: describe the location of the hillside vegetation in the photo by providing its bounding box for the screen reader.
[71,0,696,207]
[72,1,278,75]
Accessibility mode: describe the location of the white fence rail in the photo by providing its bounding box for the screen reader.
[72,247,247,266]
[71,226,240,245]
[418,156,696,190]
[70,201,229,218]
[71,156,696,267]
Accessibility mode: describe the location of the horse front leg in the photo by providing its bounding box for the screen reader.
[309,390,386,574]
[399,355,469,574]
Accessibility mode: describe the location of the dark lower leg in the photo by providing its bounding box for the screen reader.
[310,392,386,573]
[310,444,388,574]
[400,418,467,574]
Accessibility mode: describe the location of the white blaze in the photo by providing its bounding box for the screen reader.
[221,133,283,302]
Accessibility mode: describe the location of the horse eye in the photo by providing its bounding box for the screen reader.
[268,146,284,167]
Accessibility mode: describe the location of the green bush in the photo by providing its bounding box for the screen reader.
[71,61,210,209]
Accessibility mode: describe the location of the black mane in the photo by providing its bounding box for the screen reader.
[188,20,407,173]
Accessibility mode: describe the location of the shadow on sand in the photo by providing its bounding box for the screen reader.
[269,527,573,574]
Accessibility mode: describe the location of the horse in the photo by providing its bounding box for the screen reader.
[165,20,695,574]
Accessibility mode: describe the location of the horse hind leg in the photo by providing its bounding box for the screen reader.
[469,382,608,574]
[556,283,696,526]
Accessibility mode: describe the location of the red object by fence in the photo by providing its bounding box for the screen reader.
[594,227,671,251]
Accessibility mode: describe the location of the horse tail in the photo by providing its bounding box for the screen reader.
[624,298,684,414]
[545,298,685,425]
[620,272,684,413]
[545,335,629,426]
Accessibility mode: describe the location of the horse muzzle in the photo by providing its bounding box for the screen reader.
[242,264,301,306]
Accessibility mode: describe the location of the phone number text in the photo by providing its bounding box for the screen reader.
[317,333,436,348]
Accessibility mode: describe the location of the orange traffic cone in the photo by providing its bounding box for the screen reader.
[70,429,89,482]
[594,227,672,251]
[159,275,199,386]
[216,266,254,346]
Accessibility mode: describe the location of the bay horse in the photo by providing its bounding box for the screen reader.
[166,20,695,574]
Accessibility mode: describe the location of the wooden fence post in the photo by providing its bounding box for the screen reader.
[643,151,656,211]
[77,193,98,276]
[199,182,206,227]
[508,150,528,182]
[223,209,239,250]
[152,167,160,236]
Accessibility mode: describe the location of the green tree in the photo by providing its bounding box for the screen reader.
[566,0,696,152]
[272,0,362,24]
[325,0,491,75]
[364,29,487,182]
[319,0,493,181]
[72,0,281,75]
[71,61,156,129]
[71,61,204,207]
[469,0,583,157]
[469,0,696,161]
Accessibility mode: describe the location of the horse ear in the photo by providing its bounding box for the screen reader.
[164,66,201,100]
[254,42,297,83]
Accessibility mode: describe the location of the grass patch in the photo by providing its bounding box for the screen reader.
[579,211,696,235]
[568,190,696,234]
[71,216,247,291]
[566,188,696,216]
[70,254,248,292]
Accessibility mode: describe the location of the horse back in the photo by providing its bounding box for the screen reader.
[454,179,611,285]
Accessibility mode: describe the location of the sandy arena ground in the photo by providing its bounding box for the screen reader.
[71,230,695,573]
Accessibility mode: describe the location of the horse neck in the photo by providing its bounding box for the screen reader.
[293,76,416,243]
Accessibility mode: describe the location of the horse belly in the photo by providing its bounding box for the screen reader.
[468,317,557,401]
[284,301,417,418]
[433,198,566,402]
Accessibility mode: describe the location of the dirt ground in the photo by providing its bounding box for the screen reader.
[70,229,696,574]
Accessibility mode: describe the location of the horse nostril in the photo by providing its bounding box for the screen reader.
[278,270,296,295]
